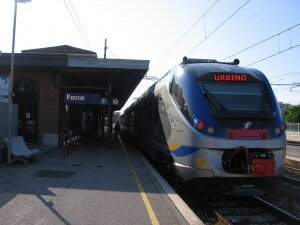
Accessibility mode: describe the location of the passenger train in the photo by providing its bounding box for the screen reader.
[120,57,286,193]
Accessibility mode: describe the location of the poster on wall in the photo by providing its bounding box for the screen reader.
[0,76,9,103]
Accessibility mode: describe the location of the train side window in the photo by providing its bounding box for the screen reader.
[150,96,154,124]
[170,78,180,104]
[154,95,160,124]
[181,98,190,120]
[169,73,175,90]
[178,86,184,106]
[170,77,174,96]
[146,98,150,127]
[170,77,191,120]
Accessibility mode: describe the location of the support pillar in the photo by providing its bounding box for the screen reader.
[107,81,112,149]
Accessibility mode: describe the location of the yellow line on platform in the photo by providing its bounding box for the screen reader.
[119,137,160,225]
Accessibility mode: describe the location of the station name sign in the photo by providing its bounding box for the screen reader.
[64,93,101,104]
[64,93,118,105]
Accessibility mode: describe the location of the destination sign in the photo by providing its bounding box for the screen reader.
[198,73,260,83]
[213,74,247,82]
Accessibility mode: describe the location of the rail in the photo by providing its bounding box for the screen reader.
[214,212,231,225]
[285,165,300,174]
[252,195,300,224]
[196,194,300,224]
[282,174,300,183]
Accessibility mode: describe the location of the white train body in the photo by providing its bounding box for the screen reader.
[121,58,286,189]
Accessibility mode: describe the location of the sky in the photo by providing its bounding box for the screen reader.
[0,0,299,110]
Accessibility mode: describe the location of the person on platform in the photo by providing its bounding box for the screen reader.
[114,122,120,139]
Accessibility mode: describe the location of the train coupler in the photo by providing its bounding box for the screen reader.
[251,152,275,176]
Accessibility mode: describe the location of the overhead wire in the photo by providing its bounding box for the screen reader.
[185,0,252,57]
[290,85,300,92]
[273,86,292,91]
[268,71,300,79]
[151,0,220,68]
[245,43,300,67]
[271,83,299,86]
[62,0,92,50]
[107,48,119,59]
[270,73,300,82]
[272,82,300,92]
[67,0,92,49]
[221,23,300,61]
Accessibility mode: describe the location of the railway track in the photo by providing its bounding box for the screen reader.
[168,178,300,225]
[287,141,300,147]
[157,168,300,224]
[285,165,300,174]
[200,195,300,225]
[141,149,300,224]
[252,195,300,224]
[282,174,300,183]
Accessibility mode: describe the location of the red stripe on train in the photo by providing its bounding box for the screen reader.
[229,129,268,139]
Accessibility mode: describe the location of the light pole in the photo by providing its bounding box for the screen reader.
[7,0,31,165]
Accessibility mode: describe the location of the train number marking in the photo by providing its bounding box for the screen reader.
[195,158,207,166]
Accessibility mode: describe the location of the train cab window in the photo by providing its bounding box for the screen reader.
[198,82,273,112]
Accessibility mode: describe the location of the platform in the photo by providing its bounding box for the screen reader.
[287,131,300,144]
[286,132,300,168]
[0,137,201,225]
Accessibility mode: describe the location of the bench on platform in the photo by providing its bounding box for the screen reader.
[4,136,40,163]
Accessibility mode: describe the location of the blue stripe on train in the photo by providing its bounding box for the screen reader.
[171,146,198,157]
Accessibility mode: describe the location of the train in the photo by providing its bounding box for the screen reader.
[120,57,286,194]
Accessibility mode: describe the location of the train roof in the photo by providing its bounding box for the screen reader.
[179,57,267,81]
[180,57,240,66]
[122,57,269,114]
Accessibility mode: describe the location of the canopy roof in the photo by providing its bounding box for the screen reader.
[0,45,149,108]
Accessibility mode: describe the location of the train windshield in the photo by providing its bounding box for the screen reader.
[198,82,273,112]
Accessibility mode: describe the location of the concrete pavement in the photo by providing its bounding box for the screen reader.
[0,132,299,224]
[0,138,194,225]
[287,131,300,143]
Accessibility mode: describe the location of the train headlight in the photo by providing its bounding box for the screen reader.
[275,122,286,135]
[207,126,216,134]
[279,122,287,131]
[192,114,220,136]
[196,121,205,130]
[274,127,281,135]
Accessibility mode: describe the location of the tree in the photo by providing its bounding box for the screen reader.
[283,105,300,123]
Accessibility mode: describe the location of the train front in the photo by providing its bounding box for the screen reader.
[169,62,286,193]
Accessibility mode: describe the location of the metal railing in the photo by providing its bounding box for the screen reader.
[63,129,80,159]
[286,123,300,132]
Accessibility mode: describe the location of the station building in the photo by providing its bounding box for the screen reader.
[0,45,149,146]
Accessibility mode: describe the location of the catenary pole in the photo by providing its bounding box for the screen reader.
[104,38,107,59]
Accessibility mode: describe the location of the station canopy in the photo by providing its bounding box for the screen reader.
[0,45,150,109]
